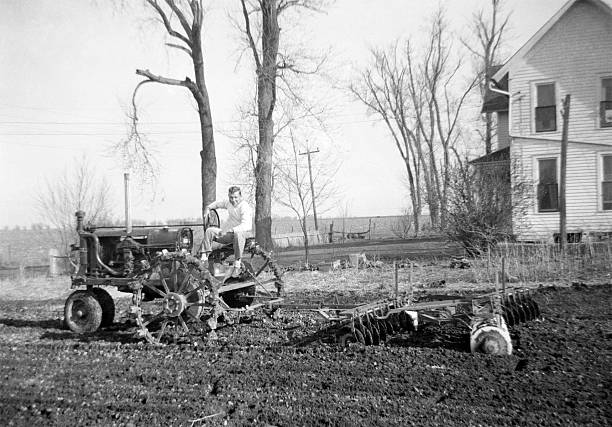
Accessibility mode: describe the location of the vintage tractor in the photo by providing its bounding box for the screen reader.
[64,210,283,344]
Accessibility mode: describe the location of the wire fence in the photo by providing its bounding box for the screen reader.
[466,241,612,284]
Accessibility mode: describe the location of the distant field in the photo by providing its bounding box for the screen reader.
[0,215,433,269]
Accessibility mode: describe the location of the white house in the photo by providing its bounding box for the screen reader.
[481,0,612,242]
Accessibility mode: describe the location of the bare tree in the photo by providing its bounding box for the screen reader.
[34,157,115,255]
[350,43,423,236]
[463,0,510,154]
[118,0,217,217]
[415,10,479,228]
[352,8,477,232]
[274,131,337,266]
[237,0,327,249]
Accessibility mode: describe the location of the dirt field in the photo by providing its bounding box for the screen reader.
[0,269,610,426]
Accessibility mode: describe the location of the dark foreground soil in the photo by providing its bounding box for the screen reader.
[0,284,610,426]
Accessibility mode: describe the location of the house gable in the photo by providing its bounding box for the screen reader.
[499,0,612,143]
[493,0,612,82]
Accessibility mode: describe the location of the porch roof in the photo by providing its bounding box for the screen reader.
[469,146,510,165]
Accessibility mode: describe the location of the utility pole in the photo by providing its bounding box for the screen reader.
[299,146,320,231]
[559,94,571,250]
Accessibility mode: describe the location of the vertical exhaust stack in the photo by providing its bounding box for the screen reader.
[124,172,132,234]
[75,210,88,275]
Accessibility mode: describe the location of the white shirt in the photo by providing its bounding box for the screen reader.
[207,199,253,233]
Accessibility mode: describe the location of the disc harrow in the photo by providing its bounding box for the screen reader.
[292,287,540,355]
[501,290,540,327]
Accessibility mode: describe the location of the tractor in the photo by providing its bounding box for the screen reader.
[64,210,283,344]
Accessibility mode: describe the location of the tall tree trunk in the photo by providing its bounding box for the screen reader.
[192,36,217,212]
[403,160,420,236]
[254,0,280,250]
[127,1,218,221]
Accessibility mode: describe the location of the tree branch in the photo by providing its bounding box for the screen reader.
[164,0,194,38]
[144,0,192,47]
[165,42,192,57]
[240,0,262,70]
[135,68,199,96]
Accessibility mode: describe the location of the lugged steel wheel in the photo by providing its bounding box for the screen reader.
[133,255,211,345]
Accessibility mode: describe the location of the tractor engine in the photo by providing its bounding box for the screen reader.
[71,210,194,281]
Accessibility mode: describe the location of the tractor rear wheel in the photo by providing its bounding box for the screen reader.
[134,256,209,345]
[64,290,103,333]
[91,288,115,327]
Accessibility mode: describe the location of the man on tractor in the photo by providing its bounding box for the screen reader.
[200,186,253,277]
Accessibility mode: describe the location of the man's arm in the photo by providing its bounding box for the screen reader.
[204,200,228,217]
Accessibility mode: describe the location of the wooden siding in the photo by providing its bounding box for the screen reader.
[508,0,612,145]
[497,112,510,150]
[511,137,612,241]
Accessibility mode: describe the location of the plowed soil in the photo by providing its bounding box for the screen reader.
[0,282,610,426]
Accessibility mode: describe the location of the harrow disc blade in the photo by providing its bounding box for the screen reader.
[516,302,527,323]
[384,319,396,335]
[530,297,541,319]
[368,320,381,345]
[510,303,522,325]
[520,294,534,322]
[502,303,516,327]
[524,295,540,320]
[389,312,402,333]
[375,319,387,342]
[358,323,373,345]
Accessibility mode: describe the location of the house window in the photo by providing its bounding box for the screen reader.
[537,158,558,212]
[600,78,612,128]
[603,155,612,210]
[535,83,556,132]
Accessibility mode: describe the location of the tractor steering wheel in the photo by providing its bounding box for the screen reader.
[205,209,221,230]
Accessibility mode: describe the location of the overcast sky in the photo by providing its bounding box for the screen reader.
[0,0,585,228]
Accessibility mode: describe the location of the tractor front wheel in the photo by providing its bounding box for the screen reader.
[64,290,103,333]
[91,287,115,327]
